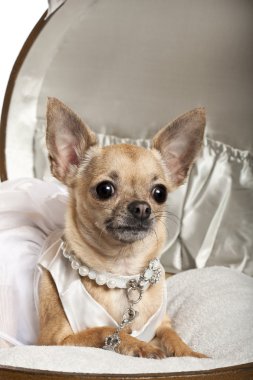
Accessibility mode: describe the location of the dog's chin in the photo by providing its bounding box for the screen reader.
[106,225,151,244]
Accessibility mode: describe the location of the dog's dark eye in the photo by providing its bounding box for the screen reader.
[96,181,115,200]
[152,185,167,204]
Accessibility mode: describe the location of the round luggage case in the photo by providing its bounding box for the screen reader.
[0,1,252,379]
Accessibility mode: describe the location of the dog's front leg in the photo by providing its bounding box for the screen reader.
[60,326,116,347]
[38,272,116,349]
[61,327,165,358]
[153,316,207,358]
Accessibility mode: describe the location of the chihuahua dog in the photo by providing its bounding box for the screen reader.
[38,98,206,359]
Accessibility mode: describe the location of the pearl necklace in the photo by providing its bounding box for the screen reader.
[60,239,161,290]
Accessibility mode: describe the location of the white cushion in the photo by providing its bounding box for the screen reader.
[0,267,252,374]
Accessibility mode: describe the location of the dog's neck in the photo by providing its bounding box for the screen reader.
[60,238,162,289]
[64,214,165,276]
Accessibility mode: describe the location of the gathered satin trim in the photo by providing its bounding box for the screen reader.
[96,133,151,149]
[96,132,253,167]
[205,138,253,166]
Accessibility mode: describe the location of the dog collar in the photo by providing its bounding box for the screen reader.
[60,239,162,290]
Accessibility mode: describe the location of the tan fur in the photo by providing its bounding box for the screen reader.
[153,316,207,358]
[38,98,207,358]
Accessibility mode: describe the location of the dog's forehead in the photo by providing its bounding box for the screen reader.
[100,144,162,173]
[87,144,164,181]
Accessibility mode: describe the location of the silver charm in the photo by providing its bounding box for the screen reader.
[103,258,162,352]
[126,280,143,304]
[103,333,121,351]
[123,306,139,322]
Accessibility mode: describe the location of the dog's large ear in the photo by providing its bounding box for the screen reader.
[46,97,97,183]
[152,108,206,188]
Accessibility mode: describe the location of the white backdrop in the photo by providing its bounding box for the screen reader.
[0,0,47,117]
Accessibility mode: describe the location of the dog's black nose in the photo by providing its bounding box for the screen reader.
[128,201,151,220]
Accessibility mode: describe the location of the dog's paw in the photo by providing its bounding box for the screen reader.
[157,329,208,358]
[119,339,165,359]
[188,350,209,359]
[162,339,207,358]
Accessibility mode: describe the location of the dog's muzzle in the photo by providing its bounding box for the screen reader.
[105,201,153,243]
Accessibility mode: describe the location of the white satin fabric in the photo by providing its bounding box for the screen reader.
[37,230,167,343]
[0,179,67,346]
[161,138,253,276]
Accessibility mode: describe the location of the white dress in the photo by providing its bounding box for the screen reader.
[0,178,67,346]
[0,178,166,346]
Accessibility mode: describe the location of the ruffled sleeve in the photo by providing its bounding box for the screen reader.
[0,178,67,345]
